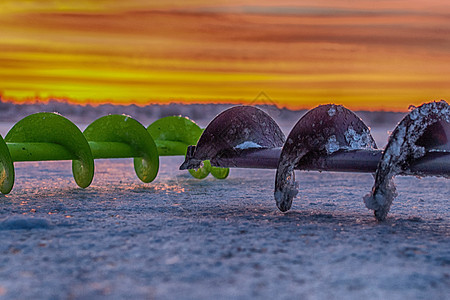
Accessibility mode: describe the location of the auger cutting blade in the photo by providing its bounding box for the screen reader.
[364,100,450,221]
[275,104,376,212]
[180,106,285,170]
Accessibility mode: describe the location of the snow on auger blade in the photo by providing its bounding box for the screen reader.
[180,101,450,220]
[364,100,450,221]
[275,104,377,212]
[180,106,286,170]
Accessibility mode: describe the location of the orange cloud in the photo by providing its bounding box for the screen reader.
[0,0,449,111]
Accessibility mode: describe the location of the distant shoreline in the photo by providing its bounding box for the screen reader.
[0,99,404,128]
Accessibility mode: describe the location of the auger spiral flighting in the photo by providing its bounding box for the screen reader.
[0,113,229,194]
[0,101,448,221]
[181,100,450,221]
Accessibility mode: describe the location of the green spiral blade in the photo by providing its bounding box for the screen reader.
[148,116,229,179]
[0,136,14,194]
[148,116,203,156]
[210,166,230,179]
[5,113,94,188]
[0,113,229,194]
[83,114,159,183]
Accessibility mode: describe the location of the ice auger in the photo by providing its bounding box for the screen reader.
[181,101,449,220]
[0,113,229,194]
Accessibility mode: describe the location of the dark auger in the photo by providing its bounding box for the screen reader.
[364,100,450,220]
[180,105,286,170]
[181,100,450,220]
[274,104,377,212]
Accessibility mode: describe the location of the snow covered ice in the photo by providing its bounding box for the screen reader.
[0,118,448,299]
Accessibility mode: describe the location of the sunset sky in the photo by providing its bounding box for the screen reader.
[0,0,449,111]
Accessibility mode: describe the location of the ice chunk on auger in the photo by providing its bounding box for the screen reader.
[364,100,450,221]
[275,104,377,212]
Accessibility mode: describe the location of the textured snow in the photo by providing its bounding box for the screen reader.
[326,126,376,155]
[235,141,263,150]
[0,121,448,299]
[0,216,50,230]
[327,106,336,117]
[344,126,377,150]
[325,135,340,154]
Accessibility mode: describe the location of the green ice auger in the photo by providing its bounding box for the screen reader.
[5,113,95,189]
[0,113,229,194]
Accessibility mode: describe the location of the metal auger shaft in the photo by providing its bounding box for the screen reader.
[207,147,450,176]
[7,142,76,161]
[7,142,138,161]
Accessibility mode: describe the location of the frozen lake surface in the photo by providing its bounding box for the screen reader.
[0,118,448,299]
[0,156,448,299]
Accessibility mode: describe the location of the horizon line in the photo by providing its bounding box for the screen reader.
[1,95,439,113]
